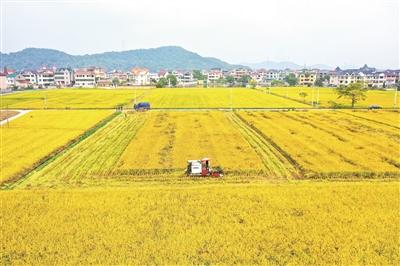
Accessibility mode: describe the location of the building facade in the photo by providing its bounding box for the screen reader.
[55,68,74,86]
[74,69,96,87]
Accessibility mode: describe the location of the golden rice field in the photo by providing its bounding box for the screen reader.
[269,87,399,108]
[0,110,113,185]
[16,110,399,189]
[140,88,308,108]
[0,88,147,109]
[1,181,398,265]
[20,111,299,188]
[238,110,400,178]
[1,89,399,265]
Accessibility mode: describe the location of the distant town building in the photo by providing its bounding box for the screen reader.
[74,69,96,87]
[130,67,150,86]
[207,69,223,84]
[37,69,55,88]
[179,71,196,87]
[21,70,37,84]
[0,72,7,91]
[298,72,317,86]
[55,68,74,86]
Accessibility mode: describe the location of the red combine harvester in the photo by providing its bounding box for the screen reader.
[186,158,223,177]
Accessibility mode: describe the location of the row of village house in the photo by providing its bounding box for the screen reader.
[1,65,399,91]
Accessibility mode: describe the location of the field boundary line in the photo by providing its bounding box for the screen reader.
[336,110,400,130]
[1,111,122,190]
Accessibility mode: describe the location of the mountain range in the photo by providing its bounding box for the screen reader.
[0,46,243,72]
[1,46,366,72]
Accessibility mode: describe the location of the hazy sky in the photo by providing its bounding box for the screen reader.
[1,0,399,68]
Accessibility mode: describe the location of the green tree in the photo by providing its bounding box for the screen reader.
[336,82,367,108]
[192,70,205,80]
[166,74,177,87]
[271,80,285,87]
[315,78,323,87]
[156,77,167,88]
[284,73,298,86]
[299,92,308,102]
[225,76,235,87]
[249,79,257,89]
[112,78,120,87]
[238,75,251,87]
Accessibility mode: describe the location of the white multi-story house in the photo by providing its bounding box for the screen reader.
[88,67,106,80]
[74,69,96,87]
[21,70,37,84]
[298,72,317,86]
[207,69,223,84]
[149,72,160,83]
[179,71,196,87]
[264,70,282,81]
[6,73,17,87]
[0,72,7,91]
[36,69,55,88]
[230,68,250,80]
[130,67,150,86]
[55,68,74,86]
[107,70,128,82]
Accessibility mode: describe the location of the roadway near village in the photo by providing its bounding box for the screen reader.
[1,87,399,264]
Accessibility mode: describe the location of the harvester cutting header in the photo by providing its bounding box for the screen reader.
[186,158,223,177]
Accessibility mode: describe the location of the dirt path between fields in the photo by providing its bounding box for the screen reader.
[0,110,31,126]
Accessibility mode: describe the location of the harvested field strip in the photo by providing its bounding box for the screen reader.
[1,110,113,185]
[228,112,300,179]
[19,113,147,188]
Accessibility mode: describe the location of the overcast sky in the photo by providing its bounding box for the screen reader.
[1,0,399,69]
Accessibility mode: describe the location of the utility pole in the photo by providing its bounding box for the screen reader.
[311,86,315,107]
[395,88,398,109]
[317,86,320,108]
[44,92,47,109]
[230,86,233,111]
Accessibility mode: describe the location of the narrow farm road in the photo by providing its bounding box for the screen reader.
[0,110,31,126]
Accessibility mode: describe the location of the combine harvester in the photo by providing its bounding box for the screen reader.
[186,158,223,177]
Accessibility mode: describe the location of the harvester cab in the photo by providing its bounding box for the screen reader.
[186,158,223,177]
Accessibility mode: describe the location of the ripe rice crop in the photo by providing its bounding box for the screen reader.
[140,88,308,108]
[21,113,147,188]
[0,88,147,109]
[1,181,398,264]
[0,110,113,185]
[238,110,400,178]
[117,111,267,174]
[338,109,400,127]
[269,87,399,108]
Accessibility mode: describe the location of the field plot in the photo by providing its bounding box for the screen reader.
[118,112,267,173]
[22,113,147,187]
[0,110,113,184]
[24,111,295,187]
[141,88,308,108]
[269,87,399,108]
[238,110,400,178]
[338,110,400,127]
[0,110,19,121]
[0,88,147,109]
[1,181,398,265]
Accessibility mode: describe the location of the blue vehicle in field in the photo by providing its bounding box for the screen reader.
[134,102,151,111]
